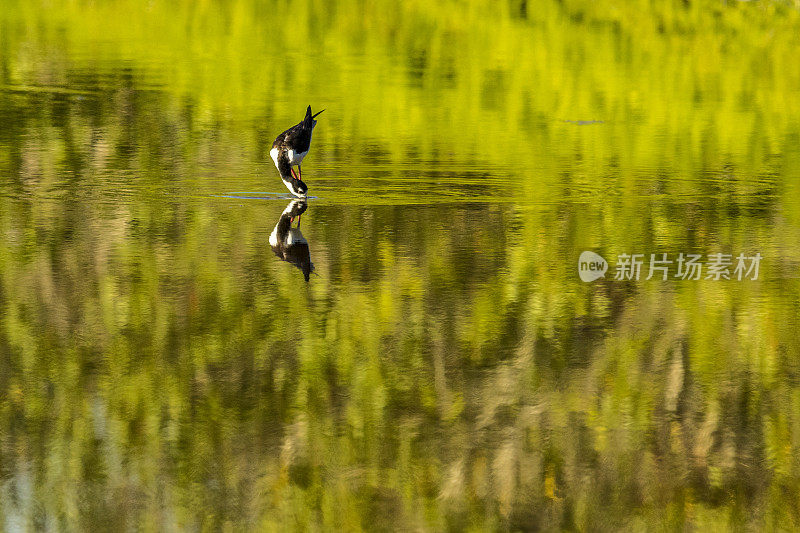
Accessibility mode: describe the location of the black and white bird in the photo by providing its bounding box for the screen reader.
[269,200,313,281]
[270,106,324,197]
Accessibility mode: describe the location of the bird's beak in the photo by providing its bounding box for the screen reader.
[312,109,325,119]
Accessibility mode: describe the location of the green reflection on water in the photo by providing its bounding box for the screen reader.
[1,0,800,530]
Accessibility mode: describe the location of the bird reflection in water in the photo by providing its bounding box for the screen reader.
[269,200,314,281]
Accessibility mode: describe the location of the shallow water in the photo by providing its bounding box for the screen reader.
[1,0,800,530]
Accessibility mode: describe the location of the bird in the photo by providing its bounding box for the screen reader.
[270,106,324,197]
[269,200,313,281]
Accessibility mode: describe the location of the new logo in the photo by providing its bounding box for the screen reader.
[578,251,608,282]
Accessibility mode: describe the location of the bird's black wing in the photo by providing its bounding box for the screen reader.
[283,123,313,153]
[272,109,313,153]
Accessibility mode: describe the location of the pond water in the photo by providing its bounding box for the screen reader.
[1,1,800,530]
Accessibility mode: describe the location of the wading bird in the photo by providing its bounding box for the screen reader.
[269,200,313,281]
[270,106,324,197]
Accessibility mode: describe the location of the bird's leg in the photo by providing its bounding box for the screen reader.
[297,214,302,227]
[291,167,299,180]
[298,165,302,180]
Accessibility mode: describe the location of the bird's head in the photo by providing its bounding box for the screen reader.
[289,178,308,198]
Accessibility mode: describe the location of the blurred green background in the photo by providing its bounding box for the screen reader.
[1,0,800,530]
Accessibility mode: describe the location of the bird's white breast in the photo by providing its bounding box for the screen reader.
[286,148,308,166]
[269,147,280,168]
[286,228,307,245]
